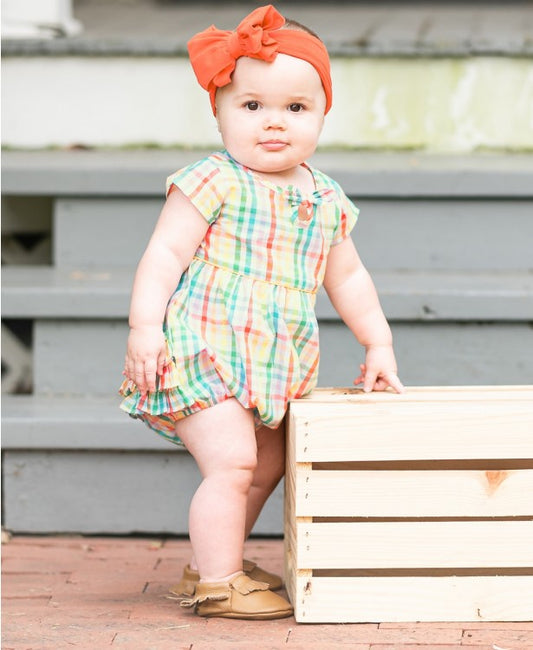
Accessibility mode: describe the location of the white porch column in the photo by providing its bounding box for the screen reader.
[1,0,82,38]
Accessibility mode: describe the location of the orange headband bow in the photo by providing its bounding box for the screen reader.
[187,4,332,115]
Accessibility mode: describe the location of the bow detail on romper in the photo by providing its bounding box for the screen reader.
[287,187,336,226]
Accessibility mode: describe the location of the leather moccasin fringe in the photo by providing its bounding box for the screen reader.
[180,583,230,607]
[180,572,293,620]
[231,574,269,595]
[170,559,283,597]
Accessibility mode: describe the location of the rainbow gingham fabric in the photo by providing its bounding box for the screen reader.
[119,150,359,444]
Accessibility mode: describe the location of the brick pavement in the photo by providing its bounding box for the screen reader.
[2,535,533,650]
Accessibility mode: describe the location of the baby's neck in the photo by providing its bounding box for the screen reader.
[253,164,315,193]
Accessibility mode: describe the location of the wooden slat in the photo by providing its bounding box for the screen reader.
[296,520,533,569]
[284,411,306,607]
[293,575,533,623]
[291,401,533,462]
[294,468,533,517]
[296,385,533,403]
[286,386,533,622]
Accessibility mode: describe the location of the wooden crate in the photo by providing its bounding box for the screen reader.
[284,386,533,623]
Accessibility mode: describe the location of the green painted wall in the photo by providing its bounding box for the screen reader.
[324,57,533,152]
[2,56,532,151]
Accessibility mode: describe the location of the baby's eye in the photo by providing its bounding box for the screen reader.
[288,103,304,113]
[245,101,260,111]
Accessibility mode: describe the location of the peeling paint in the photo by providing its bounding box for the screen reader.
[371,86,390,130]
[2,56,533,151]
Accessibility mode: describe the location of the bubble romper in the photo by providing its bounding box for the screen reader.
[119,150,359,444]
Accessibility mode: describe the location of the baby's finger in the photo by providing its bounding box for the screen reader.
[385,372,405,394]
[157,350,166,377]
[363,369,378,393]
[353,363,366,386]
[134,362,148,394]
[144,359,158,393]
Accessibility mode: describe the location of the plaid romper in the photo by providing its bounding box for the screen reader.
[119,150,359,444]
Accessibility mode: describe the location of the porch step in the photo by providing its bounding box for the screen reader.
[1,394,284,534]
[1,394,169,450]
[2,3,533,151]
[3,145,533,534]
[3,148,533,394]
[3,265,533,394]
[4,150,533,197]
[3,150,532,272]
[6,2,533,58]
[3,265,532,321]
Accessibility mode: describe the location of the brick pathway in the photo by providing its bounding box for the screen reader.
[2,536,532,650]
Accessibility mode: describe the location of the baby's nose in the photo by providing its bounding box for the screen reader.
[263,111,287,129]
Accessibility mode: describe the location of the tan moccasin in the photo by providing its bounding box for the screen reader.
[170,559,282,597]
[180,572,293,620]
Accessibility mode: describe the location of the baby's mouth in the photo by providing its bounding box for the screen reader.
[260,140,288,151]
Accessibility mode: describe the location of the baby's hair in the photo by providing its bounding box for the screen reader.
[282,18,322,42]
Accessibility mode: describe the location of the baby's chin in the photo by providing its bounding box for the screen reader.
[229,153,294,174]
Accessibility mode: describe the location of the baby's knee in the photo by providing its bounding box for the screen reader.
[218,463,256,494]
[216,445,258,486]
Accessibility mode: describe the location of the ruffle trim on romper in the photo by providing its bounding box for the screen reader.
[119,343,234,444]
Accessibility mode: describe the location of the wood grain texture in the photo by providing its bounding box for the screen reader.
[294,575,533,623]
[285,386,533,622]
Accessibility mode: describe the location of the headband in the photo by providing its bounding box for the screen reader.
[187,4,332,115]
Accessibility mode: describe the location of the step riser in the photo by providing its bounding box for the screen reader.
[53,197,533,271]
[2,449,283,534]
[3,56,533,152]
[6,266,529,322]
[53,198,161,268]
[5,150,533,198]
[33,320,533,395]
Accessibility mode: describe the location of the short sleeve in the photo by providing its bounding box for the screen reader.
[166,156,226,225]
[331,191,359,246]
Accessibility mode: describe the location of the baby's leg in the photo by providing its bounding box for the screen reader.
[244,420,286,539]
[186,419,285,568]
[176,398,257,582]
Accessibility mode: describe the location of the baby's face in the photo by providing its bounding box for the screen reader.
[215,54,326,180]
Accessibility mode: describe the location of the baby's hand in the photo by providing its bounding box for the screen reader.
[124,326,167,395]
[354,344,404,394]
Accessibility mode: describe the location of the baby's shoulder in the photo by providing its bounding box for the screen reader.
[166,150,239,196]
[170,150,228,179]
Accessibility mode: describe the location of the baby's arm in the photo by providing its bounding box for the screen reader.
[323,236,404,393]
[124,187,209,394]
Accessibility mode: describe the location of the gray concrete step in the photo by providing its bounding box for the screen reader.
[4,150,533,197]
[4,150,533,270]
[25,317,533,394]
[1,394,284,534]
[49,195,533,270]
[1,394,170,450]
[3,141,533,534]
[5,1,532,57]
[4,266,532,321]
[3,148,533,396]
[2,444,284,535]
